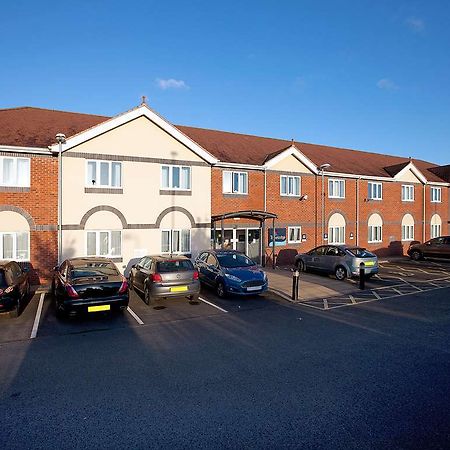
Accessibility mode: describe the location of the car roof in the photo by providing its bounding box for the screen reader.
[66,257,115,266]
[142,255,191,261]
[200,249,243,255]
[0,260,16,268]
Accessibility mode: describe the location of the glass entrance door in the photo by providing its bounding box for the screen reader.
[247,229,261,263]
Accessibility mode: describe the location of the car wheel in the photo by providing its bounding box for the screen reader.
[335,266,347,281]
[216,281,226,298]
[128,275,134,291]
[411,250,423,261]
[297,260,305,272]
[10,299,20,318]
[144,284,152,305]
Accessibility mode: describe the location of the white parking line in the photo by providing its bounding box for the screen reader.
[30,293,45,339]
[126,306,144,325]
[199,296,228,313]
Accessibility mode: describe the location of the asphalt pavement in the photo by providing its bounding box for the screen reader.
[1,263,450,449]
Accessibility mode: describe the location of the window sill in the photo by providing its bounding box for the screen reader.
[223,192,248,197]
[159,190,192,196]
[328,196,346,200]
[0,186,30,192]
[85,187,123,194]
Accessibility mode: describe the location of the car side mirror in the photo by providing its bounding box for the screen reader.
[22,266,30,273]
[425,242,431,246]
[52,266,59,271]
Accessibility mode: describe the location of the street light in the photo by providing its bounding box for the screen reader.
[56,133,66,265]
[318,163,331,244]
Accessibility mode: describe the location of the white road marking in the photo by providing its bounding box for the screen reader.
[199,297,228,313]
[349,295,356,304]
[30,293,45,339]
[323,299,329,310]
[126,306,144,325]
[372,291,381,299]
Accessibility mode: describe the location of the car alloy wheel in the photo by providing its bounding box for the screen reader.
[144,285,151,305]
[297,260,305,272]
[216,282,226,298]
[335,266,347,281]
[411,251,422,261]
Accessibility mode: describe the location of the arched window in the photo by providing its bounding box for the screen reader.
[85,210,123,257]
[328,213,346,244]
[430,214,442,239]
[0,211,30,260]
[401,214,414,241]
[368,213,383,243]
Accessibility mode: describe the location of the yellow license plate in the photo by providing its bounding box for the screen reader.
[365,261,375,267]
[88,305,111,312]
[170,286,188,292]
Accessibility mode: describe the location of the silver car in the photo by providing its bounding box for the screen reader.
[295,245,379,280]
[129,255,200,305]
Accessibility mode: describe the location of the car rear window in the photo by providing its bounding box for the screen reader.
[70,262,119,279]
[0,270,7,288]
[157,260,194,273]
[347,248,376,258]
[217,253,255,268]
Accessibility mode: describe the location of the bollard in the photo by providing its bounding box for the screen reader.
[359,262,365,290]
[292,267,300,301]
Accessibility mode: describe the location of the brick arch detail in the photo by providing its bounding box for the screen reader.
[80,206,128,230]
[0,205,35,230]
[155,206,196,228]
[326,209,349,225]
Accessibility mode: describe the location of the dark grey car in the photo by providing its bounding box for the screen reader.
[128,255,200,305]
[295,245,379,280]
[407,236,450,260]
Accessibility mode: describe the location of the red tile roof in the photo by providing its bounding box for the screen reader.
[0,106,446,183]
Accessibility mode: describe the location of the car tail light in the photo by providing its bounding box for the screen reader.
[193,270,199,280]
[152,273,163,283]
[65,284,79,299]
[118,276,128,294]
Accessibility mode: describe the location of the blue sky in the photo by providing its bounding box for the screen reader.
[1,0,449,164]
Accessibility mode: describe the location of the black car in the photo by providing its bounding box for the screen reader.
[52,257,129,317]
[0,260,30,318]
[407,236,450,260]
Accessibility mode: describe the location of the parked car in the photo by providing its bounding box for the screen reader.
[195,249,268,298]
[407,236,450,260]
[0,260,30,318]
[295,245,379,280]
[129,255,200,305]
[52,257,129,317]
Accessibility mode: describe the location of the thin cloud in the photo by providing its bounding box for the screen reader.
[406,17,425,33]
[377,78,399,91]
[156,78,189,90]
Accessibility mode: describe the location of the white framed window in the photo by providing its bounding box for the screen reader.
[401,225,414,241]
[161,165,191,191]
[222,171,248,194]
[0,232,29,260]
[86,230,122,257]
[0,157,30,187]
[280,175,300,196]
[86,160,122,188]
[328,179,345,199]
[161,229,191,254]
[431,214,442,238]
[288,226,302,244]
[368,182,382,200]
[401,185,414,202]
[368,226,382,243]
[329,227,345,244]
[431,187,442,203]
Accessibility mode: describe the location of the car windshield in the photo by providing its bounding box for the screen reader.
[70,262,118,279]
[217,253,256,268]
[157,260,194,273]
[347,248,375,258]
[0,270,7,288]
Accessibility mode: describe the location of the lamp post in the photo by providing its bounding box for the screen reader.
[318,163,331,244]
[56,133,66,265]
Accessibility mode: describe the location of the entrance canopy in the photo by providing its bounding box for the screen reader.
[211,210,278,267]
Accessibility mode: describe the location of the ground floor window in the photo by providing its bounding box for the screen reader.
[368,225,382,243]
[431,224,441,239]
[0,232,29,260]
[161,229,191,254]
[329,226,345,244]
[288,226,301,244]
[86,230,122,257]
[401,225,414,241]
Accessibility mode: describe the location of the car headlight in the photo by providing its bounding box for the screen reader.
[263,272,268,282]
[224,273,241,282]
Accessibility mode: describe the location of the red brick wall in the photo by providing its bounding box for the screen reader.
[0,154,57,283]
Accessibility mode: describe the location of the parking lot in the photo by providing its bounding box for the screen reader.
[292,257,450,310]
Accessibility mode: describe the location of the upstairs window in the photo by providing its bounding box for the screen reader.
[0,157,30,187]
[401,185,414,202]
[368,182,382,200]
[223,171,248,194]
[431,187,442,203]
[161,165,191,190]
[280,175,300,196]
[86,160,122,188]
[328,179,345,199]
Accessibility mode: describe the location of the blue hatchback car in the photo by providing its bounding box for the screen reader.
[195,250,268,298]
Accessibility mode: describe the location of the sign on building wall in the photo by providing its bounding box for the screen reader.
[268,228,287,247]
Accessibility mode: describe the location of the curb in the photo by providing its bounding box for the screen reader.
[268,288,299,304]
